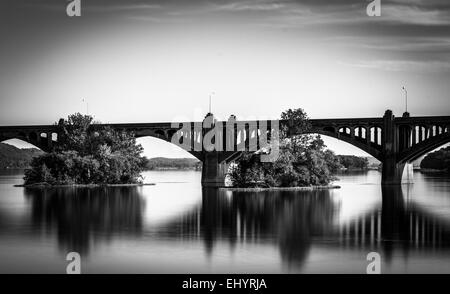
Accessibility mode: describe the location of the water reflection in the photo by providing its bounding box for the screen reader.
[23,187,145,254]
[16,172,450,273]
[166,186,450,269]
[200,188,337,267]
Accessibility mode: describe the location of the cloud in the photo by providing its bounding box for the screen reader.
[88,3,162,12]
[1,0,450,74]
[382,4,450,26]
[341,59,450,73]
[211,0,286,12]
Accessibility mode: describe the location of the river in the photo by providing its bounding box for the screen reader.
[0,169,449,273]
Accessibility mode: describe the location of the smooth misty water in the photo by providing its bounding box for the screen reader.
[0,169,450,274]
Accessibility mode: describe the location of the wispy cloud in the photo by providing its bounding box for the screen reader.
[212,0,286,12]
[382,4,450,26]
[2,0,450,74]
[88,3,163,12]
[341,59,450,73]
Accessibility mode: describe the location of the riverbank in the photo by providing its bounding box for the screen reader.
[14,183,156,188]
[220,185,341,192]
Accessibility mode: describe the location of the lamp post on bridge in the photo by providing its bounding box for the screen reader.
[208,92,215,116]
[402,86,410,118]
[82,98,89,115]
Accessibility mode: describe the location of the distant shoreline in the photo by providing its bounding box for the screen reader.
[14,183,156,188]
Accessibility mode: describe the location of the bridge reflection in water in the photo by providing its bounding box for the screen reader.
[22,183,450,269]
[169,187,450,267]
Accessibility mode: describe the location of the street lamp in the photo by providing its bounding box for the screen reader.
[402,86,409,117]
[208,92,215,115]
[82,98,89,115]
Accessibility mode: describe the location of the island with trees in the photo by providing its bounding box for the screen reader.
[22,113,149,186]
[226,108,343,189]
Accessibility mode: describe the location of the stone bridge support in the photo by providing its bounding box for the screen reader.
[201,152,228,188]
[381,110,413,185]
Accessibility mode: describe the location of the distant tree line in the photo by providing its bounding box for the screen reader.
[145,157,201,170]
[337,155,369,170]
[420,146,450,172]
[0,143,43,169]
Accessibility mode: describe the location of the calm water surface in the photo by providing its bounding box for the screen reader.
[0,169,449,274]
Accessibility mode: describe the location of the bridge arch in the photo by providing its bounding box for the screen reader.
[0,131,56,152]
[398,132,450,164]
[306,127,382,161]
[0,138,43,153]
[135,135,203,161]
[311,134,379,160]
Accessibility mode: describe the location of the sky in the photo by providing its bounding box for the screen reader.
[1,0,449,158]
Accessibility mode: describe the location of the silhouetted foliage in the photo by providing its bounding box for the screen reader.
[420,146,450,171]
[228,109,342,187]
[24,113,148,185]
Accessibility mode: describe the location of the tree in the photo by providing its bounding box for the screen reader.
[24,113,148,185]
[227,108,342,187]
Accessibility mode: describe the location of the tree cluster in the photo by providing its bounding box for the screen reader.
[227,109,342,188]
[24,113,148,185]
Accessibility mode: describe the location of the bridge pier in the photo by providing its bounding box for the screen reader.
[381,159,412,185]
[381,110,414,185]
[201,152,228,188]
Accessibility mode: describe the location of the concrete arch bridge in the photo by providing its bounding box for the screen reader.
[1,110,449,187]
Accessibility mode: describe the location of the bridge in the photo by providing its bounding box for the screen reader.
[1,110,449,187]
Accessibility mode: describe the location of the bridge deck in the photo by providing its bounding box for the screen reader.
[1,115,449,130]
